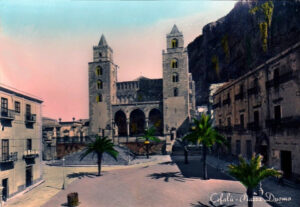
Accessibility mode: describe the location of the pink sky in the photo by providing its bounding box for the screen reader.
[0,2,235,121]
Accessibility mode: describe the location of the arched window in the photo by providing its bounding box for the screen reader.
[171,38,178,48]
[97,80,103,89]
[173,88,178,97]
[96,66,102,76]
[171,59,178,68]
[172,73,179,82]
[96,94,102,103]
[99,53,102,57]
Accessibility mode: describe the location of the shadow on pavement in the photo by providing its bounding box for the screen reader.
[191,201,236,207]
[147,171,186,182]
[67,172,97,179]
[171,156,233,181]
[158,161,176,165]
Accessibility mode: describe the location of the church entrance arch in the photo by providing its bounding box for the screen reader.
[148,108,163,135]
[130,109,145,136]
[114,110,127,136]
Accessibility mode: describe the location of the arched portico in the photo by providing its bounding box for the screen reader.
[130,109,145,136]
[148,108,163,135]
[114,110,127,136]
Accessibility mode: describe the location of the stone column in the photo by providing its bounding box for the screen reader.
[126,119,130,143]
[145,117,149,129]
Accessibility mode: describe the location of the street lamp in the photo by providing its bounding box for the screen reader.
[62,158,65,190]
[144,140,150,159]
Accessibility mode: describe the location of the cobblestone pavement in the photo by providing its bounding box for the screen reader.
[206,155,300,207]
[43,156,270,207]
[5,157,169,207]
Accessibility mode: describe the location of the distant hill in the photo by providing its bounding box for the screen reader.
[187,0,300,105]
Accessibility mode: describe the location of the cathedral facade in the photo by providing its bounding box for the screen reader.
[88,25,195,146]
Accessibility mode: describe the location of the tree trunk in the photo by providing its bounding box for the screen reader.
[247,188,253,207]
[203,144,208,180]
[97,153,103,176]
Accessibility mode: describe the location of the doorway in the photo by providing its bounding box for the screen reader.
[281,151,292,178]
[26,166,33,187]
[2,178,8,201]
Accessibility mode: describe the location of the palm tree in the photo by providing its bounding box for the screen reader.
[80,135,118,176]
[183,114,225,179]
[228,155,281,207]
[140,126,160,159]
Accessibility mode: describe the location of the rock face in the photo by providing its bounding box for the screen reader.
[188,0,300,106]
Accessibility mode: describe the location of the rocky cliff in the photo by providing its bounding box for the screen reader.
[188,0,300,106]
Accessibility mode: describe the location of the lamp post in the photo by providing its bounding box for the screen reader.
[144,139,150,159]
[62,158,65,190]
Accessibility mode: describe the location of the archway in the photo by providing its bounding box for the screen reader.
[114,110,127,136]
[130,109,145,136]
[148,108,163,135]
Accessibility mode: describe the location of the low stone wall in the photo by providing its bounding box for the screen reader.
[56,143,86,159]
[124,141,166,155]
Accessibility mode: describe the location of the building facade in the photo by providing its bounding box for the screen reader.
[42,118,89,160]
[0,84,43,202]
[212,42,300,179]
[88,25,195,150]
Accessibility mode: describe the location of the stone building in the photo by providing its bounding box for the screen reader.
[42,118,89,160]
[212,42,300,179]
[88,25,196,151]
[0,84,43,202]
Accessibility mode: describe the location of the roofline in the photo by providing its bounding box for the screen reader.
[0,83,43,103]
[213,41,300,96]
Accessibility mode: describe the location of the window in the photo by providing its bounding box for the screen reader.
[172,73,179,82]
[274,105,281,120]
[26,139,32,151]
[171,59,178,68]
[26,104,31,115]
[173,88,178,97]
[99,53,102,57]
[15,101,20,113]
[219,119,222,126]
[236,140,241,155]
[1,98,8,115]
[96,94,103,103]
[227,117,231,126]
[97,80,103,89]
[240,114,244,129]
[96,66,102,76]
[2,139,9,160]
[171,38,178,48]
[274,68,280,86]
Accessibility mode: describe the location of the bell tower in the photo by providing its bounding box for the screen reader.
[162,25,191,136]
[88,34,117,137]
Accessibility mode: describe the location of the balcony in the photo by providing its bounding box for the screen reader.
[234,93,244,101]
[234,124,246,132]
[247,87,260,96]
[247,122,261,131]
[222,98,231,106]
[266,71,294,89]
[215,126,233,134]
[0,108,15,120]
[265,116,300,129]
[25,114,36,123]
[0,152,18,163]
[212,102,221,109]
[23,150,39,159]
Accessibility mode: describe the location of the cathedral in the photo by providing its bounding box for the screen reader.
[88,25,196,148]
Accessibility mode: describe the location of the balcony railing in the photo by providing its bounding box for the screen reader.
[212,102,221,109]
[222,98,231,106]
[233,124,246,132]
[23,150,39,159]
[0,152,18,163]
[265,116,300,129]
[0,108,15,120]
[215,126,233,134]
[56,136,88,144]
[266,71,294,89]
[25,114,36,123]
[247,122,261,131]
[234,93,244,101]
[247,87,260,96]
